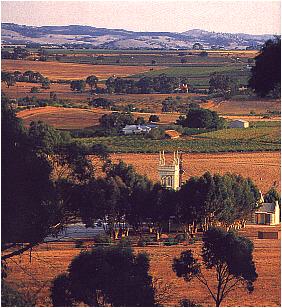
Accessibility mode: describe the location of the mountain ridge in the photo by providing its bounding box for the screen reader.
[1,23,275,49]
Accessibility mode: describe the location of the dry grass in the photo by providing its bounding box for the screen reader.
[5,225,280,307]
[202,99,281,116]
[2,59,166,80]
[111,152,281,193]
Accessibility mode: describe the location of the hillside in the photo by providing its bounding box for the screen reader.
[1,23,274,49]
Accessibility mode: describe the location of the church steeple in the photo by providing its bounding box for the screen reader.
[158,151,181,190]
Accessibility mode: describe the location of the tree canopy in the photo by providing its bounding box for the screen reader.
[177,108,225,129]
[173,228,258,306]
[51,244,155,306]
[249,37,281,97]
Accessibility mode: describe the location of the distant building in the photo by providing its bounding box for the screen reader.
[250,201,280,225]
[122,124,157,135]
[229,119,249,128]
[164,130,181,139]
[193,43,204,50]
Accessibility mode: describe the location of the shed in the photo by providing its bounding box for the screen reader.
[164,130,180,139]
[258,231,280,239]
[229,119,249,128]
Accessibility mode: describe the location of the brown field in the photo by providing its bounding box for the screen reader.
[202,99,281,115]
[16,105,281,129]
[5,225,280,307]
[2,59,166,80]
[111,152,281,193]
[17,106,181,128]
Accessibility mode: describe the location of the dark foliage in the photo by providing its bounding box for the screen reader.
[173,228,258,306]
[51,245,155,307]
[249,37,281,97]
[177,107,225,129]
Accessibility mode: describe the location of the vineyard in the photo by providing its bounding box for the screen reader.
[78,124,281,153]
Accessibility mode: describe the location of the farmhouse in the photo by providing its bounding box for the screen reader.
[122,124,157,135]
[164,130,180,139]
[229,119,249,128]
[252,201,280,225]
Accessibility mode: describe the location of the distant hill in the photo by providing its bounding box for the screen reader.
[1,23,275,49]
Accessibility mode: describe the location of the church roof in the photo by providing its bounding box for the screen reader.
[256,203,276,214]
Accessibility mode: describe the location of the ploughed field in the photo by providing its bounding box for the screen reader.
[2,59,165,80]
[17,106,181,128]
[5,225,280,306]
[110,152,281,193]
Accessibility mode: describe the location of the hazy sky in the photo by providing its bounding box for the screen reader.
[1,0,281,34]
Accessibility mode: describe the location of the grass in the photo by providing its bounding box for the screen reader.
[4,224,281,307]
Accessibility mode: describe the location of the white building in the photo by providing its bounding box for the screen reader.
[122,125,151,135]
[158,151,185,190]
[229,119,249,128]
[250,201,280,225]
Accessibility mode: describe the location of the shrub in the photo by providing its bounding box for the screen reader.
[74,239,84,248]
[149,114,160,122]
[30,87,39,93]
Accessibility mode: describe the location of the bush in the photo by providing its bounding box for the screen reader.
[93,234,112,246]
[30,87,39,93]
[74,239,84,248]
[149,114,160,122]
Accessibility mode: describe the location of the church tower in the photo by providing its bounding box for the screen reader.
[158,151,181,190]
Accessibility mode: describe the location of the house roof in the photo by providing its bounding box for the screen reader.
[231,119,249,124]
[256,203,276,213]
[165,130,180,138]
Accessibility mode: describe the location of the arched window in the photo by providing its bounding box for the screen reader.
[167,176,172,187]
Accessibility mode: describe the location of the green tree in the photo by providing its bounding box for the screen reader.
[41,78,50,89]
[149,114,160,122]
[1,72,16,88]
[99,112,134,133]
[209,73,238,98]
[177,108,225,129]
[90,98,113,109]
[86,75,98,91]
[70,80,86,92]
[134,117,146,125]
[249,37,281,97]
[30,86,39,93]
[173,228,258,307]
[51,245,155,306]
[1,103,63,260]
[176,172,260,236]
[264,187,280,205]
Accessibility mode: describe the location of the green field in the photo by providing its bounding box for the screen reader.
[76,122,280,153]
[131,64,250,89]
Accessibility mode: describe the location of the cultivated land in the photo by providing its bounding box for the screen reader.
[2,59,165,80]
[5,225,281,307]
[17,106,181,128]
[111,152,281,193]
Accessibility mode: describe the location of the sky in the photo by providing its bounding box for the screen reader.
[1,0,281,35]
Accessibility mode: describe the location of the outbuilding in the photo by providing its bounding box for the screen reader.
[164,130,181,139]
[229,119,249,128]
